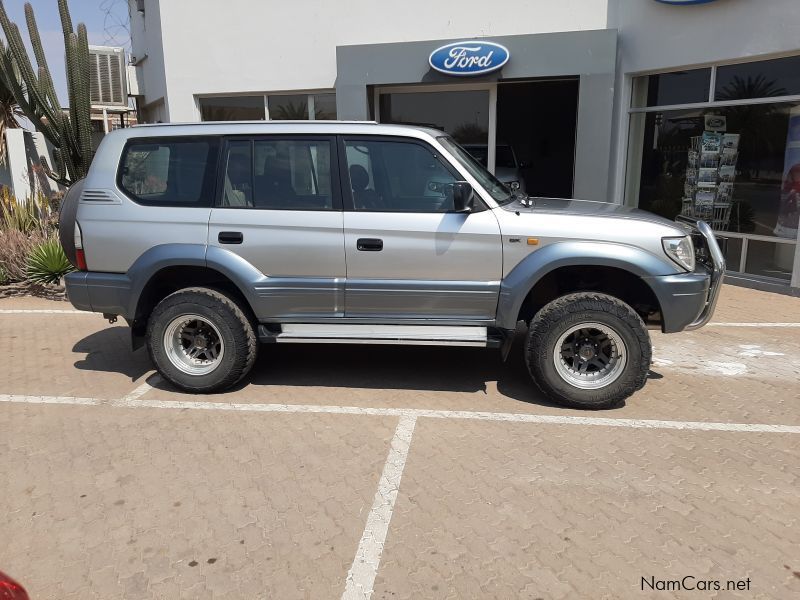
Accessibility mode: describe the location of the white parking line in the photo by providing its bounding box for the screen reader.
[342,415,417,600]
[0,309,87,314]
[1,394,799,433]
[120,376,160,403]
[708,322,800,327]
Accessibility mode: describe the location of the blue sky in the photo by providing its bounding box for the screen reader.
[3,0,129,105]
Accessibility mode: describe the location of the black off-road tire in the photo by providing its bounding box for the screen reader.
[147,287,258,393]
[58,178,85,267]
[525,292,651,410]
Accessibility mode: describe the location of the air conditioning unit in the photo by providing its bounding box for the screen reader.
[88,45,127,108]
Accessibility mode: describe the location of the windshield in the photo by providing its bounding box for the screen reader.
[438,137,515,205]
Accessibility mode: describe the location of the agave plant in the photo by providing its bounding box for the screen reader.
[26,237,73,284]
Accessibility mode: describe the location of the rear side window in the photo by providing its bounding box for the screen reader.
[220,138,335,210]
[119,138,219,206]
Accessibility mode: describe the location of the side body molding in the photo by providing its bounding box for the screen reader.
[495,241,681,329]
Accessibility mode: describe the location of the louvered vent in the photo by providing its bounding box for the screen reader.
[88,46,127,107]
[81,189,115,202]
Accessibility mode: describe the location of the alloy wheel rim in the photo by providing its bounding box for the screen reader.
[553,322,627,390]
[163,314,224,376]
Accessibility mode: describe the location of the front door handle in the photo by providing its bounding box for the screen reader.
[357,238,383,251]
[218,231,243,244]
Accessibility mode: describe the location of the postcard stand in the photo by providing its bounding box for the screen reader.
[681,129,739,231]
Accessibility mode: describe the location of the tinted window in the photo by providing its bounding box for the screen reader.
[344,139,457,212]
[268,95,309,120]
[199,96,265,121]
[715,55,800,101]
[632,68,711,108]
[119,138,219,206]
[220,138,334,210]
[313,93,337,120]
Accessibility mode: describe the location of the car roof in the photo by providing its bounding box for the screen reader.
[113,120,446,141]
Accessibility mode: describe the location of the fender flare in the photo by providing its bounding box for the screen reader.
[495,241,680,329]
[125,244,263,318]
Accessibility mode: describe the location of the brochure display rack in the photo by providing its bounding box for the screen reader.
[681,127,740,231]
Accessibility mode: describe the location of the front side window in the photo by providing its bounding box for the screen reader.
[220,138,334,210]
[343,139,459,212]
[119,138,218,206]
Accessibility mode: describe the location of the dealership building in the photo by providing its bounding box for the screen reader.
[128,0,800,292]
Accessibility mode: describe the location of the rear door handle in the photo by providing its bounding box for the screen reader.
[356,238,383,251]
[218,231,243,244]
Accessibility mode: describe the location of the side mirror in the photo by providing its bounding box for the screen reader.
[452,181,474,213]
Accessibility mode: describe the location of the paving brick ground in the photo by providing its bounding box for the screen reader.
[1,284,799,599]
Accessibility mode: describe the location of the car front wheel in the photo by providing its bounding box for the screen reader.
[525,292,651,409]
[147,287,257,393]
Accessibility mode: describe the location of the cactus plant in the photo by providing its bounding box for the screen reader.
[0,0,93,186]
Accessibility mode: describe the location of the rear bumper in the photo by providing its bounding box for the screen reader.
[64,271,133,318]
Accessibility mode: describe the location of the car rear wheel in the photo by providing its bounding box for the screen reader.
[525,292,651,409]
[147,287,257,393]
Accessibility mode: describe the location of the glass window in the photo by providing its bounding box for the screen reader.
[438,136,513,205]
[745,240,794,280]
[379,90,490,145]
[626,102,800,240]
[119,138,218,206]
[718,236,743,272]
[313,93,337,120]
[199,96,265,121]
[715,55,800,101]
[220,139,333,210]
[268,95,309,120]
[632,68,711,108]
[221,140,253,207]
[343,139,457,212]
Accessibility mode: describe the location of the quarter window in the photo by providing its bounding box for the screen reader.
[220,138,334,210]
[343,139,457,212]
[119,138,219,206]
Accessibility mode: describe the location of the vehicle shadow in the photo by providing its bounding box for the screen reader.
[72,326,152,382]
[72,327,637,411]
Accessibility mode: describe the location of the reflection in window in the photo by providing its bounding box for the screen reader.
[268,95,308,120]
[745,240,794,281]
[627,102,800,240]
[313,94,337,120]
[199,96,265,121]
[379,90,489,145]
[715,55,800,101]
[632,68,711,108]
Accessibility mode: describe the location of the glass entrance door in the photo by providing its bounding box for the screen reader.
[376,85,495,170]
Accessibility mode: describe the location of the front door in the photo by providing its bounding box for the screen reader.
[208,136,346,319]
[341,136,502,321]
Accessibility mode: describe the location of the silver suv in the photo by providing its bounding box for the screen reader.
[60,121,724,409]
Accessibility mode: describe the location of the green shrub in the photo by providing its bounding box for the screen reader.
[26,238,74,284]
[0,227,43,282]
[0,264,7,284]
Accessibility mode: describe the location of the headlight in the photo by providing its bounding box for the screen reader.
[662,236,695,271]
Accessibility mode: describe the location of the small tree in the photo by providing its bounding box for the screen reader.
[0,0,92,186]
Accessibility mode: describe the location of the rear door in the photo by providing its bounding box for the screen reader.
[208,135,346,319]
[340,136,502,321]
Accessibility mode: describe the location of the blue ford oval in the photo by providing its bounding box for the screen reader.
[429,41,510,76]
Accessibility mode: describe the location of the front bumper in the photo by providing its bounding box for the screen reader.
[675,217,726,331]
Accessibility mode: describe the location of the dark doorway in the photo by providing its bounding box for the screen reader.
[496,79,579,198]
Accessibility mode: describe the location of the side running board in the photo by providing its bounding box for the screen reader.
[258,324,500,347]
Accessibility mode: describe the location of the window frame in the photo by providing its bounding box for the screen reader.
[337,135,487,213]
[214,134,343,211]
[116,135,221,208]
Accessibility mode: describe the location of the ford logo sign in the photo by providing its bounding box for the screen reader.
[429,41,509,77]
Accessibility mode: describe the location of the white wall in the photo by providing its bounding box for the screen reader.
[128,0,169,120]
[607,0,800,202]
[145,0,611,121]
